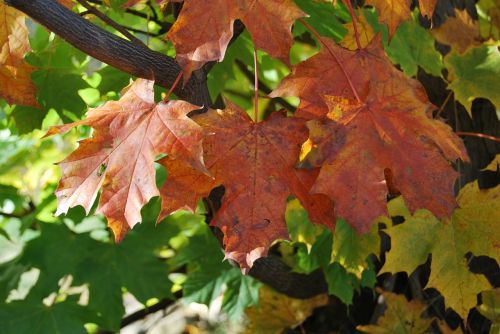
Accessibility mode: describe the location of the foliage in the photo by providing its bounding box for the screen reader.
[0,0,498,333]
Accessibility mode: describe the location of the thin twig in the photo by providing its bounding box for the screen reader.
[343,0,362,50]
[163,71,183,102]
[456,132,500,142]
[76,0,146,47]
[121,25,161,37]
[86,0,162,24]
[148,0,158,21]
[298,18,362,103]
[434,91,453,118]
[253,48,259,122]
[79,11,161,36]
[121,292,181,328]
[235,60,296,113]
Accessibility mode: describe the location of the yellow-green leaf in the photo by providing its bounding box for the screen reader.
[244,286,328,334]
[478,289,500,334]
[357,290,432,333]
[445,45,500,115]
[382,182,499,318]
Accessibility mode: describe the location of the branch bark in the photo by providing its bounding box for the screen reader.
[7,0,328,300]
[6,0,211,107]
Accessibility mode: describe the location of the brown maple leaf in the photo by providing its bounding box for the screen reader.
[432,9,482,54]
[46,79,207,241]
[365,0,411,37]
[0,62,37,107]
[166,0,305,80]
[0,2,31,66]
[0,2,37,106]
[57,0,74,9]
[272,36,468,233]
[418,0,438,19]
[158,102,334,270]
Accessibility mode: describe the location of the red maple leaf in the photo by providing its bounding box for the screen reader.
[272,36,468,232]
[46,79,207,240]
[166,0,305,79]
[158,102,334,270]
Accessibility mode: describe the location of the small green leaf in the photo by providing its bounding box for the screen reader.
[386,20,444,77]
[446,45,500,114]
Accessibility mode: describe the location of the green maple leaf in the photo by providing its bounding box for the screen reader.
[172,225,260,319]
[332,219,380,276]
[19,220,177,330]
[386,20,444,77]
[446,45,500,114]
[0,301,94,334]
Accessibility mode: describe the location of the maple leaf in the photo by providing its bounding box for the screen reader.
[445,45,500,115]
[0,2,31,65]
[272,37,468,232]
[166,0,305,80]
[244,286,328,334]
[365,0,411,37]
[381,180,499,318]
[385,20,444,78]
[418,0,437,19]
[340,10,374,50]
[357,290,432,333]
[432,9,482,54]
[159,102,334,270]
[0,2,36,106]
[0,61,37,107]
[46,79,207,241]
[57,0,74,9]
[332,219,380,276]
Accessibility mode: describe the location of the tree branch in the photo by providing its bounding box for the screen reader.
[6,0,211,107]
[8,0,328,300]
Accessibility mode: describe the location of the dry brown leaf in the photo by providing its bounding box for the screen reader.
[271,37,467,232]
[340,10,375,50]
[166,0,305,80]
[365,0,411,37]
[159,102,335,270]
[432,9,482,54]
[0,62,37,107]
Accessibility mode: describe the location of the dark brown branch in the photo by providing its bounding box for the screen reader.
[249,256,327,299]
[121,291,181,328]
[6,0,211,107]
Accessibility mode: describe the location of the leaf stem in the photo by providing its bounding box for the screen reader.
[76,0,146,47]
[253,48,259,122]
[343,0,362,50]
[456,132,500,142]
[298,18,362,103]
[163,71,183,102]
